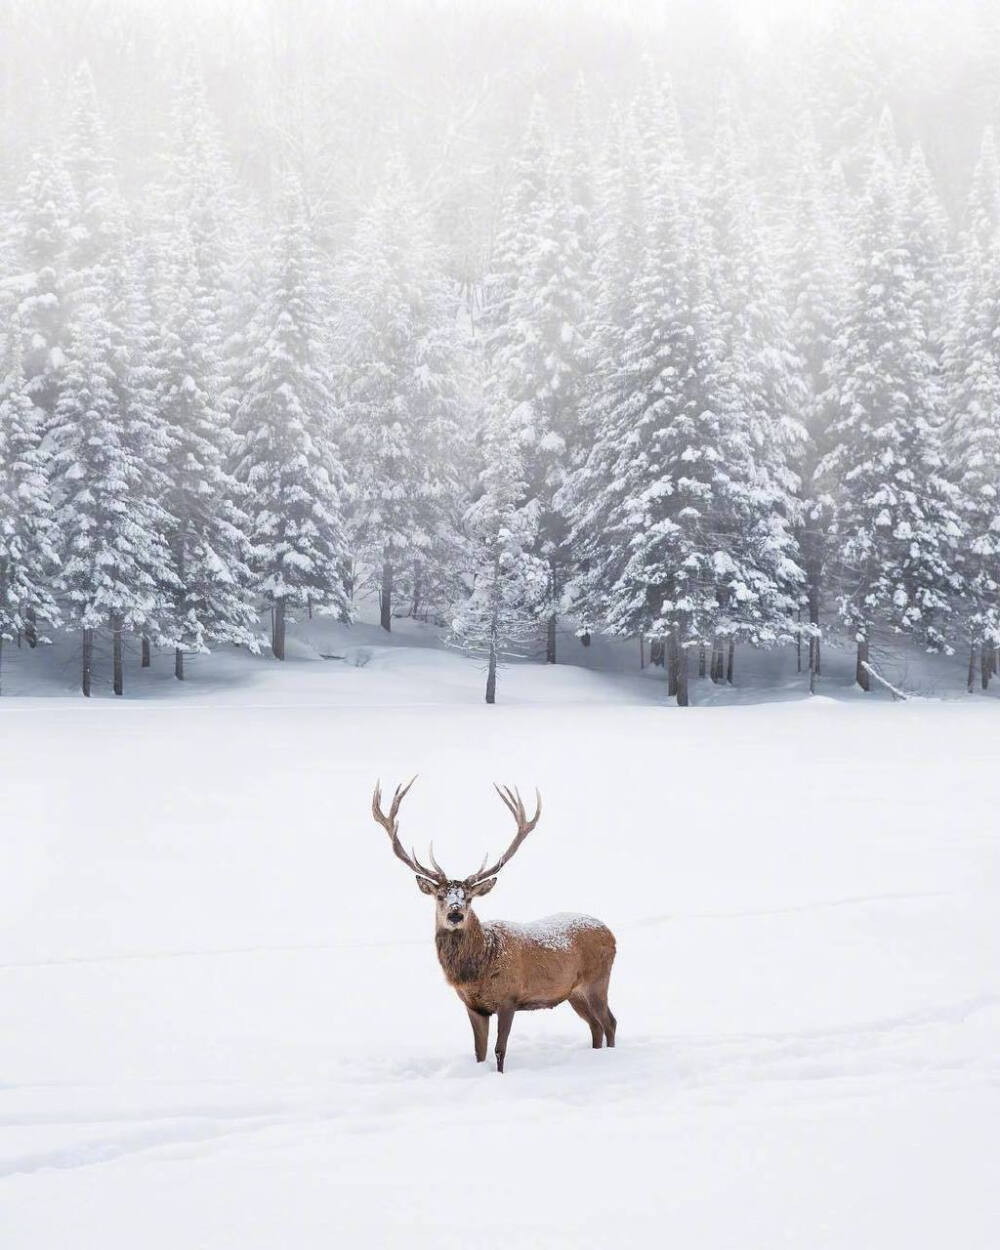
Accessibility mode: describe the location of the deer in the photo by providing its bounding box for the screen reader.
[370,778,617,1073]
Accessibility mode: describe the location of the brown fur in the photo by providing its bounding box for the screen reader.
[434,909,617,1070]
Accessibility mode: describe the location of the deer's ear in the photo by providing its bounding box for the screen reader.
[470,876,497,897]
[416,876,437,895]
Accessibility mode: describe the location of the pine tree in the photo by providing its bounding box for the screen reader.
[699,93,805,667]
[566,92,731,705]
[449,401,546,704]
[945,229,1000,686]
[0,318,60,690]
[155,223,257,676]
[234,180,350,659]
[12,150,76,419]
[50,301,175,696]
[62,64,123,312]
[340,156,468,632]
[782,121,851,683]
[821,139,963,685]
[484,98,591,662]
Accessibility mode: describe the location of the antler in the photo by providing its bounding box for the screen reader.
[371,778,446,883]
[466,784,542,884]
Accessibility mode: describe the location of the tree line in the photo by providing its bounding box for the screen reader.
[2,62,1000,702]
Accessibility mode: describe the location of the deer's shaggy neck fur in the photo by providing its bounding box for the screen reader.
[435,909,498,986]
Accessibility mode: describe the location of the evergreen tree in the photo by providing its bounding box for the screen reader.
[484,98,591,663]
[155,222,257,676]
[234,180,350,659]
[945,229,1000,687]
[782,121,851,683]
[821,140,963,685]
[0,318,60,690]
[50,301,175,696]
[699,93,805,665]
[340,156,468,632]
[449,401,546,704]
[12,150,76,419]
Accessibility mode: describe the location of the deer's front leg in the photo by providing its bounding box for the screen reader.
[467,1006,489,1062]
[495,1003,515,1073]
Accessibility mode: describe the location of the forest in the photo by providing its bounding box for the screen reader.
[2,0,1000,703]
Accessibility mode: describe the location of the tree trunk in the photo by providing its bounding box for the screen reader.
[796,609,802,672]
[856,638,870,691]
[141,636,150,668]
[380,560,393,632]
[968,642,976,693]
[727,640,735,685]
[485,636,497,704]
[545,612,556,664]
[982,643,991,691]
[111,613,123,696]
[808,581,821,676]
[667,634,679,697]
[676,644,690,707]
[272,599,286,660]
[175,647,185,680]
[712,639,725,683]
[82,628,93,698]
[639,635,645,669]
[698,645,706,678]
[25,606,38,648]
[410,573,422,620]
[580,632,591,648]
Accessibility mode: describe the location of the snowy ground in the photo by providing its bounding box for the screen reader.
[2,621,999,1247]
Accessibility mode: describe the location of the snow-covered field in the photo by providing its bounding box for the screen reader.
[3,627,999,1248]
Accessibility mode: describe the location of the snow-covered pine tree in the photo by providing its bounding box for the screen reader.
[0,316,60,691]
[483,97,591,663]
[11,150,76,421]
[944,157,1000,688]
[234,178,350,659]
[781,120,851,684]
[699,92,805,673]
[155,222,257,675]
[62,64,123,313]
[50,299,175,696]
[8,150,76,646]
[564,87,742,706]
[900,143,951,375]
[821,133,963,686]
[962,126,1000,259]
[340,155,468,632]
[449,401,546,704]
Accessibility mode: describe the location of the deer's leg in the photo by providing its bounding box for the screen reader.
[587,975,617,1048]
[568,992,603,1048]
[467,1006,490,1063]
[495,1004,515,1073]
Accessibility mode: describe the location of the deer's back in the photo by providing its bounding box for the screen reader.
[483,913,615,1010]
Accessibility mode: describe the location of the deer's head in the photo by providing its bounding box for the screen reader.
[370,778,542,931]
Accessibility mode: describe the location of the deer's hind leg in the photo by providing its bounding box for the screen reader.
[585,974,617,1048]
[568,991,604,1048]
[466,1006,490,1063]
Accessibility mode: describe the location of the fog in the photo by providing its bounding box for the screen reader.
[2,0,1000,702]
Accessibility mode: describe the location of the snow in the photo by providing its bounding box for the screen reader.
[2,625,999,1248]
[495,913,607,950]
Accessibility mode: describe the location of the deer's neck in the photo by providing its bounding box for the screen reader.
[435,910,492,987]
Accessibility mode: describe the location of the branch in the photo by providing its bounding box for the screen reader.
[860,661,908,702]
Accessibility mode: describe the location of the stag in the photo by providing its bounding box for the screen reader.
[371,778,617,1072]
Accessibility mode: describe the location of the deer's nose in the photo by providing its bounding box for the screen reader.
[447,910,464,925]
